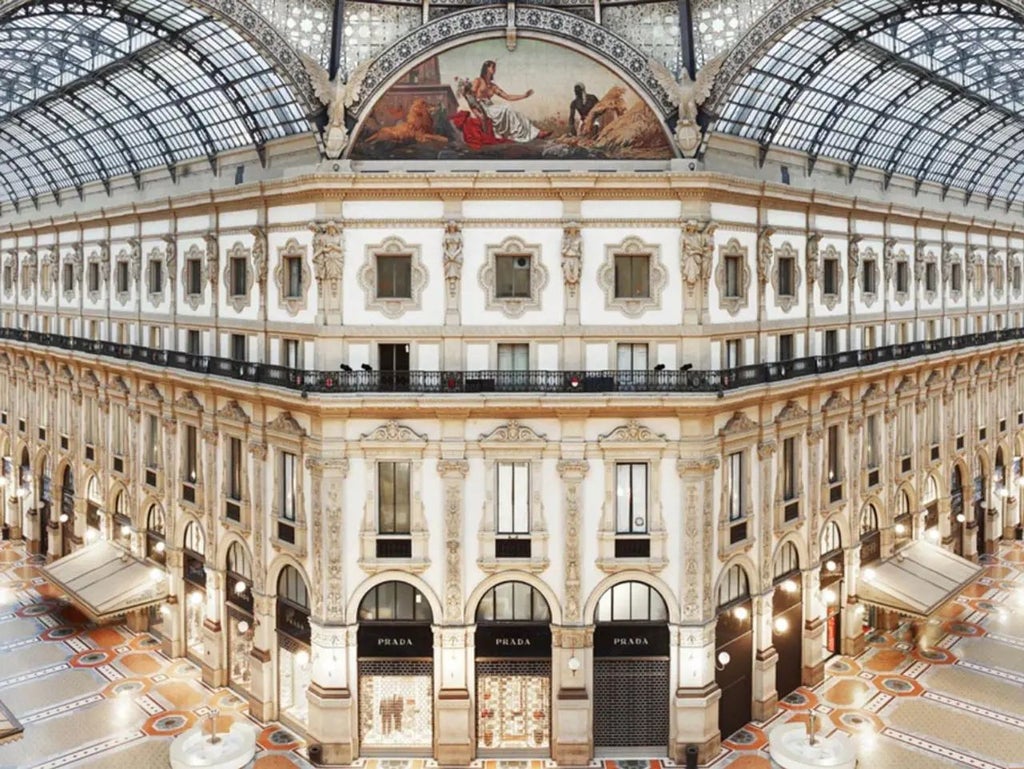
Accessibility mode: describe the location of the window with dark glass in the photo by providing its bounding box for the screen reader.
[285,255,303,298]
[62,262,74,292]
[230,333,246,362]
[827,424,843,493]
[116,261,129,293]
[724,254,742,297]
[148,260,162,294]
[184,424,198,488]
[186,258,202,295]
[226,437,243,516]
[782,437,797,502]
[778,255,794,295]
[186,329,201,356]
[925,262,937,292]
[377,461,410,535]
[728,451,744,524]
[896,261,909,292]
[951,262,963,291]
[615,462,648,534]
[495,254,532,298]
[823,258,839,294]
[824,329,838,356]
[862,258,876,293]
[614,253,650,298]
[778,333,794,361]
[230,257,247,296]
[88,262,100,292]
[376,254,412,298]
[280,451,297,522]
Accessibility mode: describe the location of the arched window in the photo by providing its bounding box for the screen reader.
[821,520,843,556]
[860,505,879,537]
[923,476,939,504]
[227,542,253,612]
[716,566,750,609]
[596,581,668,623]
[183,520,205,557]
[773,542,800,581]
[146,505,166,563]
[358,581,432,622]
[951,465,964,493]
[183,521,206,587]
[277,565,311,643]
[86,475,102,504]
[476,582,550,623]
[897,491,911,518]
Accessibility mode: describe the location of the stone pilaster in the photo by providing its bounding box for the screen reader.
[247,591,276,722]
[200,567,226,688]
[750,592,778,721]
[801,568,825,686]
[306,621,356,765]
[672,620,722,765]
[551,625,592,765]
[435,626,472,765]
[162,546,186,658]
[842,546,865,656]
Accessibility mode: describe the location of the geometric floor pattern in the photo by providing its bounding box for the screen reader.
[2,539,1023,768]
[712,539,1024,769]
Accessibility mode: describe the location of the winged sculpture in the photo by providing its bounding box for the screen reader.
[648,54,726,156]
[300,53,374,159]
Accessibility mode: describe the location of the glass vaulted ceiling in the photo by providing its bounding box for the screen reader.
[0,0,311,209]
[715,0,1024,208]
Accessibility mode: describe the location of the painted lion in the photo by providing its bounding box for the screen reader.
[364,98,449,146]
[581,86,627,137]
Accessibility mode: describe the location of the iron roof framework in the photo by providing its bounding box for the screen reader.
[0,0,314,211]
[713,0,1024,210]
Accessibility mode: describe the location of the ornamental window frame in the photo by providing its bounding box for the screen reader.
[770,241,802,312]
[923,253,938,301]
[266,413,308,556]
[86,251,103,302]
[859,248,879,305]
[597,236,667,317]
[478,236,548,318]
[114,249,130,305]
[820,244,843,310]
[357,236,428,319]
[715,237,751,315]
[894,250,910,304]
[38,252,53,301]
[776,429,804,529]
[147,248,165,305]
[223,241,254,312]
[218,406,251,530]
[273,238,312,317]
[182,244,205,310]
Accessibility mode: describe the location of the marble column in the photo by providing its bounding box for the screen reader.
[247,591,277,722]
[306,621,356,764]
[551,625,591,765]
[801,568,826,686]
[750,591,778,720]
[161,546,186,658]
[842,546,864,656]
[201,567,226,687]
[673,620,721,764]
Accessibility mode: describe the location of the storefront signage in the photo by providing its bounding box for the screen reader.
[358,624,433,658]
[475,624,551,658]
[594,624,669,657]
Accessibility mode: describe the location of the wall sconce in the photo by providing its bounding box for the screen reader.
[149,567,163,583]
[926,529,940,543]
[715,651,731,671]
[894,523,906,535]
[295,650,310,667]
[120,525,130,537]
[956,513,966,523]
[567,655,581,674]
[85,528,99,543]
[862,568,876,583]
[822,588,837,605]
[780,579,798,594]
[155,541,166,553]
[773,617,790,634]
[234,580,247,595]
[159,605,171,616]
[58,513,69,524]
[237,620,250,634]
[732,605,749,621]
[188,592,203,606]
[825,559,838,572]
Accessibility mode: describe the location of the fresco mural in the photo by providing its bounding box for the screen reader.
[349,38,673,160]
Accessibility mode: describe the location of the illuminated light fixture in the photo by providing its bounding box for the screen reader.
[58,513,69,524]
[189,592,202,606]
[822,588,837,605]
[150,567,163,583]
[569,376,580,388]
[773,617,790,634]
[567,656,581,672]
[295,650,310,667]
[159,605,171,616]
[926,529,940,543]
[732,605,749,621]
[780,579,798,594]
[894,523,906,535]
[956,513,966,523]
[85,528,99,543]
[120,525,130,537]
[237,620,250,634]
[862,568,876,583]
[825,559,838,573]
[234,580,247,595]
[715,651,731,670]
[854,604,866,616]
[155,542,166,553]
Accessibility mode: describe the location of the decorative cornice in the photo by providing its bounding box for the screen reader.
[478,420,547,443]
[360,420,428,443]
[598,419,667,443]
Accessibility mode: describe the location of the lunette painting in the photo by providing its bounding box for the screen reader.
[348,38,674,160]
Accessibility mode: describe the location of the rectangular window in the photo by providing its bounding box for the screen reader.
[951,263,963,291]
[778,256,795,295]
[497,343,529,371]
[827,424,843,484]
[896,261,909,292]
[615,462,648,533]
[148,260,163,294]
[377,461,411,534]
[149,326,163,349]
[866,415,879,469]
[230,257,247,297]
[824,329,838,356]
[863,325,876,348]
[230,333,246,362]
[1013,265,1022,292]
[782,437,797,501]
[184,425,198,484]
[724,255,742,297]
[925,262,937,292]
[116,261,129,293]
[728,451,745,522]
[63,262,74,292]
[823,258,839,295]
[186,329,201,356]
[285,256,303,298]
[284,338,301,369]
[280,451,297,521]
[617,343,648,371]
[111,404,125,455]
[227,437,243,502]
[145,414,159,468]
[84,395,97,445]
[778,333,794,362]
[187,259,202,295]
[496,461,530,534]
[495,254,532,298]
[376,254,412,298]
[88,262,100,292]
[614,254,650,298]
[3,265,12,292]
[863,259,876,293]
[725,338,742,368]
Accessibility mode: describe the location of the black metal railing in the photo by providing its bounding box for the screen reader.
[1,325,1022,396]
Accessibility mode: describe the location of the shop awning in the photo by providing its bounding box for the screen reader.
[0,698,23,745]
[856,540,982,619]
[42,540,167,623]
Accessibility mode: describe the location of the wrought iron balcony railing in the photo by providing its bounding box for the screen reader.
[0,326,1020,396]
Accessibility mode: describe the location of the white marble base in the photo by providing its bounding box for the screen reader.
[769,722,856,769]
[169,722,256,769]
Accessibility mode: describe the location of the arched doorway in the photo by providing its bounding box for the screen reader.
[593,580,670,754]
[182,521,206,661]
[820,521,844,656]
[85,475,102,539]
[922,476,940,535]
[973,454,988,555]
[225,542,255,695]
[771,543,802,701]
[950,465,965,556]
[36,454,51,556]
[112,490,131,550]
[59,466,75,556]
[145,506,166,565]
[893,489,913,549]
[18,448,30,546]
[357,581,434,755]
[474,581,552,755]
[994,447,1007,544]
[716,566,753,741]
[859,505,880,566]
[277,565,312,725]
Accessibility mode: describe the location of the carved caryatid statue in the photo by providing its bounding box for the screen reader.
[300,54,373,159]
[442,220,463,296]
[648,54,727,156]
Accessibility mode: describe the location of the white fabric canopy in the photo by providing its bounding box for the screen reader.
[857,540,982,619]
[0,698,22,745]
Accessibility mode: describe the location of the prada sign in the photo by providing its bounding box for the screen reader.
[594,624,669,658]
[475,624,551,658]
[358,624,433,658]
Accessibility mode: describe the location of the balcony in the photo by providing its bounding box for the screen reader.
[0,326,1021,397]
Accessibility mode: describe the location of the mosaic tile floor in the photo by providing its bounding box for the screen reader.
[2,539,1023,768]
[712,539,1024,769]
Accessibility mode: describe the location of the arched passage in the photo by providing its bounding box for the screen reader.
[59,464,75,556]
[592,580,670,754]
[894,487,913,548]
[950,463,966,556]
[715,564,753,741]
[182,520,206,660]
[859,504,881,566]
[820,520,844,656]
[356,580,435,755]
[277,564,312,726]
[474,581,552,755]
[225,541,254,694]
[771,542,803,701]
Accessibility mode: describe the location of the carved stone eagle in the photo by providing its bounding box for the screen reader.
[300,54,374,159]
[648,54,726,156]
